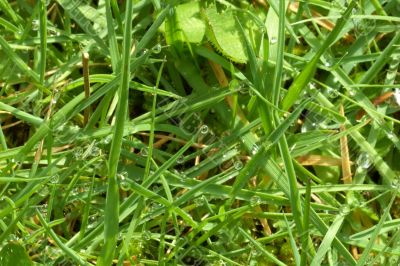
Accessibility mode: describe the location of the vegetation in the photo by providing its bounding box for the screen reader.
[0,0,400,265]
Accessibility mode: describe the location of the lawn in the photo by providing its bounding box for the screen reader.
[0,0,400,265]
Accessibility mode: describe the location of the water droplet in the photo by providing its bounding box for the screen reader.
[250,196,261,207]
[51,98,57,104]
[50,174,59,184]
[120,180,130,191]
[39,204,48,217]
[249,88,255,96]
[74,148,83,159]
[194,197,204,207]
[324,61,332,68]
[200,125,209,135]
[357,153,371,169]
[177,155,184,164]
[326,87,338,98]
[339,205,351,216]
[140,147,148,157]
[349,90,356,97]
[118,171,128,179]
[142,230,151,241]
[32,20,39,31]
[251,144,259,155]
[391,178,400,189]
[387,131,396,140]
[270,37,277,44]
[90,146,101,157]
[152,44,162,54]
[103,135,112,144]
[234,160,243,170]
[141,48,149,55]
[8,234,18,241]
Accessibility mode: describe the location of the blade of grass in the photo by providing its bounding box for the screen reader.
[97,0,134,264]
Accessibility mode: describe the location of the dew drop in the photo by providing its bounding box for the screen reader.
[32,20,39,31]
[177,155,184,164]
[50,174,59,184]
[391,178,400,189]
[339,205,351,216]
[356,153,371,169]
[386,132,396,140]
[90,146,101,157]
[74,148,83,159]
[250,196,261,207]
[194,197,204,207]
[142,230,151,241]
[140,147,148,157]
[120,180,131,191]
[118,171,128,180]
[251,144,259,155]
[200,125,209,135]
[103,135,112,144]
[327,87,338,98]
[270,37,277,44]
[324,61,332,68]
[151,44,162,54]
[234,160,243,170]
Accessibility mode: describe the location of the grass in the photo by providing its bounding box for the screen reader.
[0,0,400,265]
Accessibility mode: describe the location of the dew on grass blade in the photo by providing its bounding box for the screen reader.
[339,205,351,216]
[250,196,261,207]
[234,160,243,170]
[356,152,371,169]
[142,230,151,241]
[32,20,39,31]
[270,37,277,44]
[50,174,59,184]
[152,44,162,54]
[120,180,130,191]
[103,135,112,144]
[200,125,209,135]
[177,155,184,164]
[391,178,400,190]
[251,144,259,155]
[194,197,205,207]
[140,147,148,157]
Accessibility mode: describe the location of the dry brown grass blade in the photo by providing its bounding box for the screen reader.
[296,154,344,166]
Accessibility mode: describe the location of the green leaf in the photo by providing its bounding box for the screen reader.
[0,242,32,266]
[203,5,261,63]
